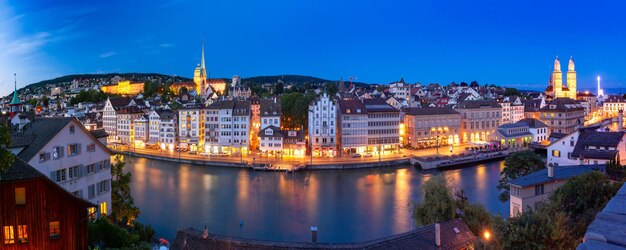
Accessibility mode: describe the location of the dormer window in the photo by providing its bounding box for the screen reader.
[265,129,273,135]
[69,125,75,134]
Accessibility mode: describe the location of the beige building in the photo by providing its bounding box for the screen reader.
[545,56,577,99]
[603,95,626,118]
[456,100,502,143]
[403,107,461,148]
[538,98,585,134]
[101,80,144,96]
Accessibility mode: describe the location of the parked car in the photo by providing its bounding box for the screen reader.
[219,152,230,157]
[351,153,362,158]
[363,153,373,157]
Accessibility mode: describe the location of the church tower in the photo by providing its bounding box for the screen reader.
[193,39,208,96]
[567,57,576,99]
[552,56,564,98]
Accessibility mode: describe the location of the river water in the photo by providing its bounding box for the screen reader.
[125,156,507,243]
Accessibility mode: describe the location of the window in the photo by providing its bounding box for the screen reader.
[87,143,96,152]
[86,164,96,174]
[53,146,64,159]
[551,150,561,157]
[88,207,97,220]
[88,185,96,199]
[17,225,27,243]
[69,125,75,134]
[68,165,80,179]
[534,184,544,196]
[15,187,25,205]
[49,221,60,239]
[68,144,80,156]
[4,226,14,244]
[52,169,67,183]
[100,202,108,215]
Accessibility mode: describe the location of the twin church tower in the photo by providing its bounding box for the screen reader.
[545,56,576,99]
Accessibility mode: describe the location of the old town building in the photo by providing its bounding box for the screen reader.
[363,98,400,154]
[456,100,502,143]
[308,93,338,157]
[403,107,461,148]
[337,99,368,155]
[538,98,585,134]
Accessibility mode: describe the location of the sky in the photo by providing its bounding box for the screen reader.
[2,0,626,96]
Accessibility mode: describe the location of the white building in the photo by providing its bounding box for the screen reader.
[157,109,178,151]
[363,98,401,154]
[133,115,149,144]
[148,110,161,144]
[500,102,511,124]
[205,100,251,154]
[260,97,281,130]
[259,126,283,155]
[308,93,338,157]
[178,105,204,152]
[116,106,144,145]
[8,117,113,217]
[102,97,139,142]
[504,96,525,123]
[388,78,411,102]
[519,118,549,143]
[547,128,626,166]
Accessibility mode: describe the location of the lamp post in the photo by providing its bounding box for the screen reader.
[240,142,243,164]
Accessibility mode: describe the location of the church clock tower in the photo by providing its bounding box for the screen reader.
[567,57,576,99]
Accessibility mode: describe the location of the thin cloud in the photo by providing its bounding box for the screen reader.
[100,51,117,58]
[160,43,174,48]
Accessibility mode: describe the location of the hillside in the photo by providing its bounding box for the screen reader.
[241,75,370,88]
[21,73,191,93]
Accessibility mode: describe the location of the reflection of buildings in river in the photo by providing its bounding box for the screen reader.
[393,168,412,232]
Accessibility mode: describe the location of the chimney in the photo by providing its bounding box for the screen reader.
[435,222,441,247]
[548,163,554,178]
[619,109,623,132]
[311,226,318,243]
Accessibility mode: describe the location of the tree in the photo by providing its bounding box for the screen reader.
[460,82,468,87]
[497,207,576,250]
[470,81,479,88]
[70,90,108,106]
[548,172,621,239]
[503,88,521,97]
[606,160,625,181]
[281,92,316,130]
[497,151,545,201]
[111,155,140,225]
[275,81,284,94]
[323,82,338,96]
[42,96,50,107]
[142,81,161,98]
[0,123,15,174]
[411,175,456,225]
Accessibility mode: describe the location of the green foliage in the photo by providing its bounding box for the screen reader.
[88,218,153,249]
[70,90,108,106]
[411,175,456,225]
[111,155,140,225]
[503,88,521,97]
[548,172,621,239]
[606,160,625,181]
[280,92,317,130]
[142,81,162,98]
[323,82,338,96]
[497,207,575,250]
[497,151,545,202]
[42,96,49,107]
[26,99,38,106]
[275,82,284,94]
[470,81,480,88]
[0,123,15,174]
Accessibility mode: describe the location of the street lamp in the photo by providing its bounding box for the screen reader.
[483,230,491,241]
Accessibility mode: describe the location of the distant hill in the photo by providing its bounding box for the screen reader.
[21,73,191,93]
[241,75,370,88]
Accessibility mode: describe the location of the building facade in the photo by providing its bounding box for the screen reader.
[538,98,585,135]
[403,107,461,148]
[308,93,338,157]
[545,56,577,99]
[337,99,368,155]
[363,98,400,154]
[178,105,204,151]
[456,100,502,143]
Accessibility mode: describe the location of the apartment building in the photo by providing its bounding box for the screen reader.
[8,117,113,217]
[205,100,251,154]
[403,107,461,148]
[456,100,502,143]
[547,128,626,166]
[308,93,338,157]
[538,98,585,134]
[178,104,204,151]
[337,99,368,155]
[157,109,177,151]
[363,98,400,154]
[133,114,149,144]
[116,106,144,144]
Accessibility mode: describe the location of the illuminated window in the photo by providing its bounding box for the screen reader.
[17,225,27,243]
[551,150,561,157]
[88,207,97,220]
[15,187,25,205]
[49,221,60,239]
[4,226,14,244]
[100,202,108,215]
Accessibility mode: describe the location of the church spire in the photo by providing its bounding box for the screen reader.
[10,73,20,105]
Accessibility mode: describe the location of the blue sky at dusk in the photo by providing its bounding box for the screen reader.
[1,0,626,96]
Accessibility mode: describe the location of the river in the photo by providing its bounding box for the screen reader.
[125,156,507,243]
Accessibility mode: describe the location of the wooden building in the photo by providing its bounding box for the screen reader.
[1,157,95,250]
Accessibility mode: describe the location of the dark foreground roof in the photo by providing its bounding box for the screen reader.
[89,129,109,139]
[9,117,74,161]
[404,107,460,116]
[171,219,475,250]
[578,184,626,250]
[0,156,44,181]
[509,164,604,188]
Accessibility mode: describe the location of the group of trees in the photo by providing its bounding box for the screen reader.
[412,151,623,249]
[70,89,109,106]
[0,123,15,175]
[280,92,317,129]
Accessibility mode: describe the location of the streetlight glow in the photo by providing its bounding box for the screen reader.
[483,230,491,241]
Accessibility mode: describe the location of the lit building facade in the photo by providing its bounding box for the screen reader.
[178,105,204,151]
[456,100,502,143]
[133,115,149,146]
[204,100,251,154]
[603,95,626,118]
[157,110,178,151]
[337,99,368,155]
[363,98,401,154]
[538,98,585,134]
[308,93,338,157]
[101,80,144,96]
[404,107,461,148]
[545,56,576,99]
[249,97,261,151]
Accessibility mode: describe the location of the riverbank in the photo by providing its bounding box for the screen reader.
[112,149,410,170]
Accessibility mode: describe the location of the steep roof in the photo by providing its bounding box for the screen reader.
[108,96,133,109]
[260,98,281,117]
[539,98,585,112]
[258,125,283,138]
[456,100,501,109]
[571,130,625,159]
[337,99,367,115]
[578,184,626,249]
[509,164,604,188]
[519,118,548,128]
[89,129,109,139]
[0,156,44,181]
[363,98,398,112]
[404,107,459,116]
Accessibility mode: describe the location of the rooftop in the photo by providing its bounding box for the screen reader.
[577,184,626,250]
[404,107,459,116]
[509,164,604,188]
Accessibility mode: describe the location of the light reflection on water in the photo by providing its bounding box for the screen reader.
[126,157,508,243]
